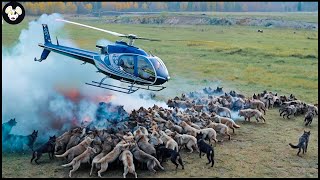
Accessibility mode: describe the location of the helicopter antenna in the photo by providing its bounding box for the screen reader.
[129,39,134,46]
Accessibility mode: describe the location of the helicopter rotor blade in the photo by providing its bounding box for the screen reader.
[55,19,125,37]
[136,37,161,41]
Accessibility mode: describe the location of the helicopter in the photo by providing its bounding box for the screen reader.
[34,19,170,94]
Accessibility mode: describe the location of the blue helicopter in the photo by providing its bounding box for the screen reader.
[35,19,170,94]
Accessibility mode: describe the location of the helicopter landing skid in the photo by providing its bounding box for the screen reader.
[85,81,140,94]
[120,79,166,92]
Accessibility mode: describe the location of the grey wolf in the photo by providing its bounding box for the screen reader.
[304,111,315,126]
[95,143,130,177]
[238,109,266,123]
[171,131,198,153]
[61,146,97,177]
[289,131,310,156]
[119,149,137,178]
[55,136,93,162]
[130,143,164,173]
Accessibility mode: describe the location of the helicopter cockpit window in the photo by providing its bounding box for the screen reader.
[137,56,155,82]
[118,55,134,75]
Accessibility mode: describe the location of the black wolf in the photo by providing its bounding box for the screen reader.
[31,135,56,164]
[289,131,311,156]
[155,143,184,170]
[196,132,214,167]
[7,130,38,152]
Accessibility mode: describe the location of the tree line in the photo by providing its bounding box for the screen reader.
[2,2,318,15]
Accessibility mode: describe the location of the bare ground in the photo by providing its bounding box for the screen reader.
[2,109,318,178]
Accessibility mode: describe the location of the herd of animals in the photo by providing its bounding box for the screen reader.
[2,86,318,178]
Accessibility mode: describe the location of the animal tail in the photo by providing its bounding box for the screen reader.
[289,143,300,149]
[61,161,73,167]
[55,149,70,158]
[233,123,240,128]
[153,157,164,170]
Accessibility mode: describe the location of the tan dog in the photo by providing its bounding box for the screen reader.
[171,132,198,153]
[159,130,179,151]
[55,136,94,162]
[119,150,137,178]
[165,120,183,133]
[206,121,231,140]
[238,109,266,122]
[95,143,130,177]
[61,146,97,177]
[211,113,240,133]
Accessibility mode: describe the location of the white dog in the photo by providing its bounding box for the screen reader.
[5,6,23,21]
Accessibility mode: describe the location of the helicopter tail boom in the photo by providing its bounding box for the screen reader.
[35,24,98,64]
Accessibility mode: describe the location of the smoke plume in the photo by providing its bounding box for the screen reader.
[2,13,167,145]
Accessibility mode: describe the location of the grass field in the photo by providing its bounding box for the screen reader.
[2,12,318,178]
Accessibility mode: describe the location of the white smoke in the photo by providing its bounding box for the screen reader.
[2,14,167,143]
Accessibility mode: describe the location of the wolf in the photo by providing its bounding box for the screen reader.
[238,109,266,123]
[171,131,198,153]
[7,130,38,152]
[155,143,184,170]
[159,130,179,151]
[289,131,310,156]
[94,143,130,177]
[196,132,214,167]
[31,135,56,164]
[206,121,231,140]
[55,136,93,162]
[119,149,137,178]
[246,99,266,115]
[304,111,315,126]
[2,118,17,139]
[130,143,164,173]
[61,146,97,177]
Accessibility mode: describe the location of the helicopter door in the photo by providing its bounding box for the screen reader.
[118,55,135,75]
[137,56,156,82]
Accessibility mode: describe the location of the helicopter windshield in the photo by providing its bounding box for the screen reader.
[137,56,156,82]
[149,57,169,80]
